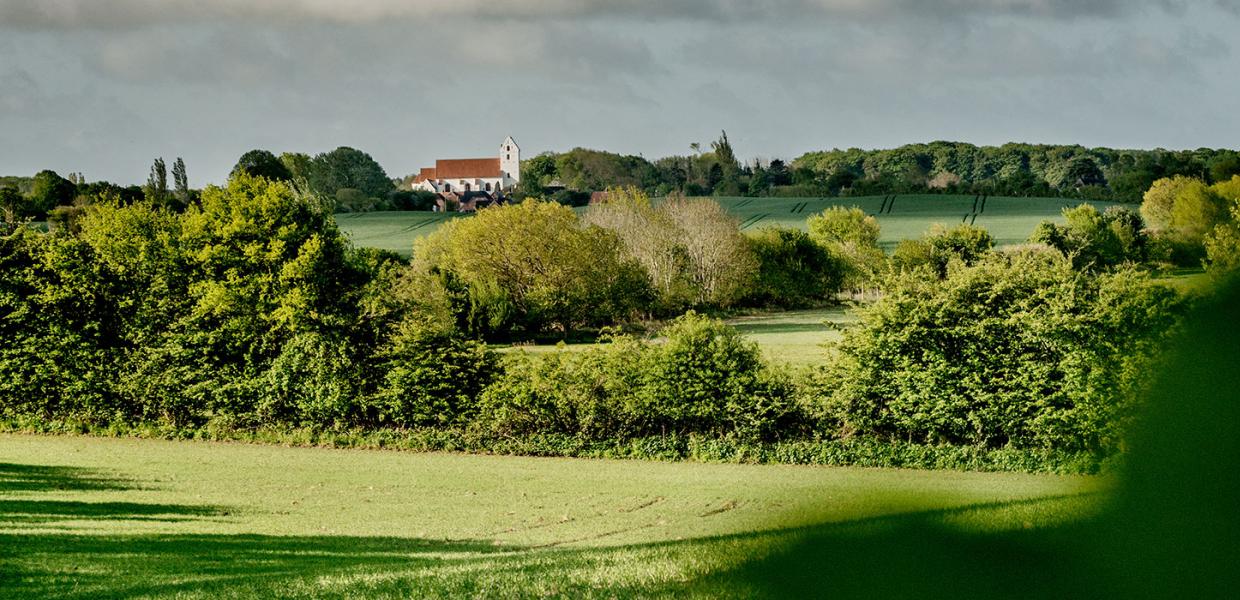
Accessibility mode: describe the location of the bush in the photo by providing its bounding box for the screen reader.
[746,226,846,307]
[823,249,1184,453]
[477,335,645,439]
[261,332,362,428]
[372,319,498,428]
[479,313,803,441]
[892,223,994,277]
[807,206,887,290]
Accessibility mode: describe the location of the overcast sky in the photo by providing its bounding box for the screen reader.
[1,0,1237,186]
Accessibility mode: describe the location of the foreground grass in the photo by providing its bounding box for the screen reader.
[0,434,1103,598]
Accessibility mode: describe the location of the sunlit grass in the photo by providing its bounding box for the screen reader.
[0,434,1103,598]
[493,307,856,367]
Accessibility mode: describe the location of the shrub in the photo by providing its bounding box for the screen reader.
[372,319,498,428]
[261,333,362,428]
[479,313,803,441]
[807,206,887,290]
[892,223,994,277]
[476,335,645,439]
[823,249,1184,453]
[746,226,846,307]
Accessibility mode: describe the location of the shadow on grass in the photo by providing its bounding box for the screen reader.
[0,499,228,524]
[0,487,1097,599]
[0,463,135,493]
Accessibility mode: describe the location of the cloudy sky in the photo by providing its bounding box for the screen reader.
[1,0,1237,185]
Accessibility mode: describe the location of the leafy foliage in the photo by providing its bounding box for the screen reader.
[823,249,1184,453]
[893,223,995,278]
[1029,204,1146,271]
[807,206,887,289]
[746,226,846,306]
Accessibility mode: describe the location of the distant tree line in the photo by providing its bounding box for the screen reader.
[515,136,1240,204]
[231,147,438,213]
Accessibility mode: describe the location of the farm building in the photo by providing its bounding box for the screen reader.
[413,136,521,196]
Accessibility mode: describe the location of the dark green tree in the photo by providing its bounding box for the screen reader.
[308,147,393,202]
[28,170,76,217]
[0,186,23,223]
[231,149,293,182]
[145,158,169,206]
[171,157,189,206]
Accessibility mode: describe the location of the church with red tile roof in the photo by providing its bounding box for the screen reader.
[412,137,520,197]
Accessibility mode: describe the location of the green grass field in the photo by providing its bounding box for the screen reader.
[334,211,462,256]
[336,195,1119,257]
[0,434,1101,598]
[498,307,856,367]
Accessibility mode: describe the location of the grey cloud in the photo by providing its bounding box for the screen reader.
[0,0,1199,30]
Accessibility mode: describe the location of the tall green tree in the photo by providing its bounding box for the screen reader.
[308,147,393,202]
[28,170,76,217]
[232,149,293,182]
[145,158,169,206]
[0,186,23,223]
[171,157,189,206]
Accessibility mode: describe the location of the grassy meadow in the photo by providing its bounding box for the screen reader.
[0,434,1103,598]
[498,307,855,367]
[336,194,1119,257]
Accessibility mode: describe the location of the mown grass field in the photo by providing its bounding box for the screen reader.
[0,434,1102,598]
[498,307,855,367]
[335,195,1120,257]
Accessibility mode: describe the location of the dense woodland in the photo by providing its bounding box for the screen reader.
[6,160,1239,469]
[519,134,1240,204]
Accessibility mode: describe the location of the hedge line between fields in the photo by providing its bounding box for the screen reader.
[0,420,1109,475]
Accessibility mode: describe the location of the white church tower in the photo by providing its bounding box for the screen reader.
[500,136,521,189]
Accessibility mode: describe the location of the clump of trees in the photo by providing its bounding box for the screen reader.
[231,146,401,213]
[822,249,1184,453]
[1029,205,1146,271]
[892,223,995,278]
[796,143,1239,202]
[1136,175,1240,269]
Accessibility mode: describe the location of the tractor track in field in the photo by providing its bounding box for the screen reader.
[739,213,769,230]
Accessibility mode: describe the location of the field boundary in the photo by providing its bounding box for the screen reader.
[0,422,1110,475]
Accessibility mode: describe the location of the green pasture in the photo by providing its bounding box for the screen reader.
[336,195,1119,257]
[334,211,461,256]
[0,434,1100,598]
[714,195,1119,250]
[497,307,855,367]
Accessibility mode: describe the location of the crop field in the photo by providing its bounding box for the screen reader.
[336,195,1119,257]
[334,211,462,256]
[0,434,1101,598]
[714,195,1119,250]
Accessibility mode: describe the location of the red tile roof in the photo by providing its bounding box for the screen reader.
[414,167,437,183]
[434,158,501,179]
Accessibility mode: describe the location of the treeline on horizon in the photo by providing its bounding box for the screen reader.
[522,136,1240,204]
[5,136,1239,222]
